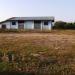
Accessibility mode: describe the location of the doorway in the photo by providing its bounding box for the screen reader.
[2,24,6,29]
[18,20,24,29]
[34,21,41,29]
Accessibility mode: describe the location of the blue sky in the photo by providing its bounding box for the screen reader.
[0,0,75,22]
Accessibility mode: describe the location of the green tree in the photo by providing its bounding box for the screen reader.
[54,21,66,29]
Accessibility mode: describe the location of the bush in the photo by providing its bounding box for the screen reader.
[53,21,66,29]
[54,21,75,29]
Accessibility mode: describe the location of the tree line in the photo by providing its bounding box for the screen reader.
[53,21,75,29]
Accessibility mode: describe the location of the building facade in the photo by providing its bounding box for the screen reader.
[0,17,54,30]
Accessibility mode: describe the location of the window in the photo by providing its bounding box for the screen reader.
[44,21,48,25]
[12,21,16,25]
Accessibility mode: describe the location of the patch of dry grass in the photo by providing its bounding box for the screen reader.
[0,30,75,75]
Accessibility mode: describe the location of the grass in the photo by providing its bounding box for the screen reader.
[0,29,52,33]
[0,30,75,75]
[0,29,75,35]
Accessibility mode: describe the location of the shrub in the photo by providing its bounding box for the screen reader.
[54,21,75,29]
[53,21,66,29]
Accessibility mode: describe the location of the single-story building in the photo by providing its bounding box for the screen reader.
[0,17,54,30]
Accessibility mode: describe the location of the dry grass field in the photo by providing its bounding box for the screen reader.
[0,30,75,75]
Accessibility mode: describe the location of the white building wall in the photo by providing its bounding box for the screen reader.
[24,21,34,29]
[0,22,11,29]
[42,21,52,30]
[48,21,52,30]
[41,21,43,30]
[0,20,53,30]
[0,24,2,28]
[10,21,18,29]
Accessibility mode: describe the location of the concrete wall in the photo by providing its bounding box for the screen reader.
[0,22,11,29]
[0,24,2,28]
[0,21,19,29]
[10,21,18,29]
[42,21,52,30]
[0,20,53,30]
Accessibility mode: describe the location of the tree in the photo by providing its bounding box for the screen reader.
[54,21,66,29]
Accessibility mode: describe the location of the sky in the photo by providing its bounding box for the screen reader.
[0,0,75,22]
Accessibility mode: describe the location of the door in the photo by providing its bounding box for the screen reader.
[2,24,6,29]
[18,21,24,29]
[34,21,41,29]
